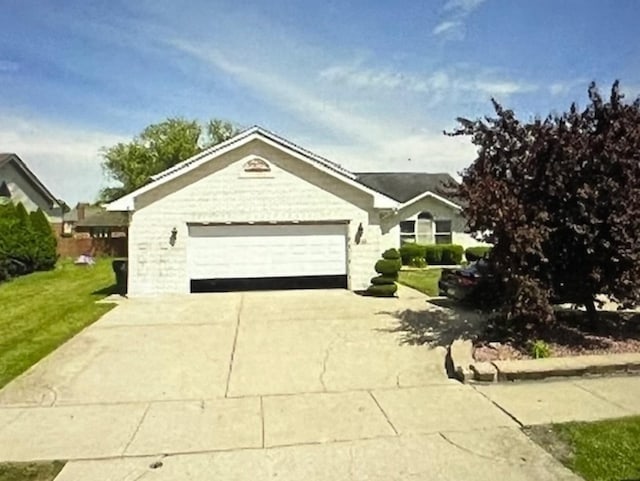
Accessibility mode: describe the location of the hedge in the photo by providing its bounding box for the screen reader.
[399,243,426,265]
[441,244,464,265]
[0,202,57,282]
[465,246,492,262]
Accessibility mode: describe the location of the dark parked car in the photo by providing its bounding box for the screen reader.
[438,258,493,302]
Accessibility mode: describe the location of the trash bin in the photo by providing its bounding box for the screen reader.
[112,258,128,296]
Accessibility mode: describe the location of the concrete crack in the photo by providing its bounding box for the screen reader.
[122,403,152,455]
[225,293,244,398]
[438,431,524,464]
[260,396,265,448]
[319,337,340,391]
[368,391,399,435]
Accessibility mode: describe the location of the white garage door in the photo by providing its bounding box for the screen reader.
[187,223,347,280]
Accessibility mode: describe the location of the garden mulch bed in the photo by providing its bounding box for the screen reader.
[473,308,640,362]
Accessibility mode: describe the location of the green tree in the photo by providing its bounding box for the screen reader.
[29,208,57,271]
[100,117,239,201]
[446,81,640,327]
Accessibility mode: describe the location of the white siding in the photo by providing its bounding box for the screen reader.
[128,141,386,295]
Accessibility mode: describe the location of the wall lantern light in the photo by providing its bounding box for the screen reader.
[169,227,178,246]
[355,223,364,244]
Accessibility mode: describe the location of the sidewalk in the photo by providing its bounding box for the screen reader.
[474,374,640,426]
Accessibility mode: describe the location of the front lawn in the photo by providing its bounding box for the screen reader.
[527,416,640,481]
[0,258,116,389]
[397,269,441,297]
[0,462,64,481]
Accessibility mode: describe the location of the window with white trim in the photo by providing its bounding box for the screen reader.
[399,220,416,243]
[434,220,452,244]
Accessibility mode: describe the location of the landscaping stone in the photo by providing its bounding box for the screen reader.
[449,339,474,382]
[492,352,640,381]
[471,361,498,382]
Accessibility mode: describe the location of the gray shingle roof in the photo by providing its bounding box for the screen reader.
[76,210,129,227]
[0,153,62,207]
[354,172,458,204]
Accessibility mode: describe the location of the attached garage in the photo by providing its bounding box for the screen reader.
[187,222,348,291]
[107,127,464,296]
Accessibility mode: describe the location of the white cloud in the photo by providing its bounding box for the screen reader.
[319,62,537,100]
[165,38,477,173]
[0,114,126,203]
[443,0,486,13]
[434,0,486,40]
[549,79,587,96]
[432,21,462,36]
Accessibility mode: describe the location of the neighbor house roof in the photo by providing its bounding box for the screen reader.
[0,153,62,208]
[76,210,129,228]
[355,172,459,204]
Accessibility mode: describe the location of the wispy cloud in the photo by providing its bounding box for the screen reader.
[165,38,477,172]
[433,0,486,40]
[0,113,126,203]
[548,79,587,96]
[320,62,537,101]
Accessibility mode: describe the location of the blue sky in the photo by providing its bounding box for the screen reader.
[1,0,638,204]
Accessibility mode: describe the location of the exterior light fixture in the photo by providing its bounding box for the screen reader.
[355,223,364,244]
[169,227,178,246]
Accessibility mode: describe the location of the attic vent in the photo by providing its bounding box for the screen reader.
[243,158,271,173]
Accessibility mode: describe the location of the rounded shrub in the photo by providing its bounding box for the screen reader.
[366,283,398,297]
[381,248,401,260]
[375,258,401,276]
[399,243,426,265]
[370,275,396,286]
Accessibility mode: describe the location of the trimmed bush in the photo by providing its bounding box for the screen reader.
[465,246,492,262]
[366,249,402,297]
[424,245,443,264]
[374,258,402,277]
[370,275,397,285]
[0,203,57,283]
[408,256,427,268]
[441,244,464,265]
[399,243,426,265]
[366,284,398,297]
[29,208,57,271]
[381,248,401,260]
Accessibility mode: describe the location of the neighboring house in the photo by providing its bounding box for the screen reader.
[0,153,64,223]
[63,203,128,239]
[107,126,484,295]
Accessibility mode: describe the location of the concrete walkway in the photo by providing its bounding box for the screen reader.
[1,287,633,479]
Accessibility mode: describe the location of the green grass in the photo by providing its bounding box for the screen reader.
[527,416,640,481]
[397,269,442,297]
[0,258,116,389]
[0,462,65,481]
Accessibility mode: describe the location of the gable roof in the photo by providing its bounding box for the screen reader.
[0,153,62,208]
[76,209,129,228]
[107,126,397,211]
[355,172,458,204]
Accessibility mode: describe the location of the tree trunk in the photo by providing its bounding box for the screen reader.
[584,297,598,330]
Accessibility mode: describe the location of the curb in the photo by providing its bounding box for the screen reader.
[449,339,640,382]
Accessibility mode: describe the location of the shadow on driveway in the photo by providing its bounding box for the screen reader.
[375,298,488,348]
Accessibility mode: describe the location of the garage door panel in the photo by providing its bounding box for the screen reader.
[187,224,347,280]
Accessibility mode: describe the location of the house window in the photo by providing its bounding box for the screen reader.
[90,227,110,239]
[435,220,452,244]
[399,221,416,243]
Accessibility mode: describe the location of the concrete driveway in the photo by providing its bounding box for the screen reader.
[0,286,580,480]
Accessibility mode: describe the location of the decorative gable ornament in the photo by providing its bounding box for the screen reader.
[243,158,271,173]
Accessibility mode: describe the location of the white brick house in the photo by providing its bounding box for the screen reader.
[107,127,480,295]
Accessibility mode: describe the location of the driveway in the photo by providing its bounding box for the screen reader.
[0,287,580,480]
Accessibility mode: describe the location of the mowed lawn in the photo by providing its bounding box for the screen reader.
[397,268,442,297]
[527,416,640,481]
[0,259,116,389]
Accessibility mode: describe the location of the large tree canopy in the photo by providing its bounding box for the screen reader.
[447,82,640,325]
[100,118,239,202]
